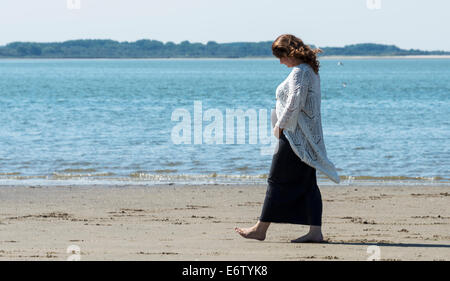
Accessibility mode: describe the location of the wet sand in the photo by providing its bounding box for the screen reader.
[0,184,449,260]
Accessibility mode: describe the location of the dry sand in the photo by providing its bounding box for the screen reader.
[0,184,449,261]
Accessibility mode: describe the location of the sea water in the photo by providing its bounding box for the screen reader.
[0,58,448,186]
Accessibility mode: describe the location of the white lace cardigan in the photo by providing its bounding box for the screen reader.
[274,63,340,184]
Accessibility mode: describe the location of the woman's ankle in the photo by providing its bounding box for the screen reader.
[309,225,322,235]
[256,221,270,232]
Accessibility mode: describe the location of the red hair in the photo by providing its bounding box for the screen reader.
[272,34,322,74]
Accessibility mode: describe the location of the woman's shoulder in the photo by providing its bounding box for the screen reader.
[293,63,314,74]
[290,63,314,82]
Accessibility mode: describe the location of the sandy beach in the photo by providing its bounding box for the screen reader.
[0,184,449,261]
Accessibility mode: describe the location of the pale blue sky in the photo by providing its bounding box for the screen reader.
[1,0,449,51]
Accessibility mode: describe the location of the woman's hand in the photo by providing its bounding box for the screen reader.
[273,126,283,139]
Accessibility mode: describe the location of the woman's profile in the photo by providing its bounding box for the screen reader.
[235,34,340,243]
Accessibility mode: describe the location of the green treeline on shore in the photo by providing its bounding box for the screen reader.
[0,39,448,58]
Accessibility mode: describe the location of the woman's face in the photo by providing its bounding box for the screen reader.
[279,56,301,67]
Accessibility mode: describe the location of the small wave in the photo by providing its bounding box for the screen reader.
[128,172,267,182]
[230,157,244,161]
[154,169,178,173]
[60,168,97,173]
[1,175,47,180]
[165,162,183,167]
[0,172,448,186]
[65,162,93,166]
[353,147,367,150]
[0,172,21,175]
[236,166,250,171]
[51,172,115,179]
[340,175,447,181]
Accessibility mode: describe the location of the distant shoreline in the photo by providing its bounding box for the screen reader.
[2,41,449,59]
[1,55,450,60]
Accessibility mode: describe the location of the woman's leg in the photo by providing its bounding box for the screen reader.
[234,221,271,241]
[234,135,281,241]
[291,185,324,243]
[290,225,323,243]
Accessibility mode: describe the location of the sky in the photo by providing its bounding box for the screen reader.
[0,0,449,51]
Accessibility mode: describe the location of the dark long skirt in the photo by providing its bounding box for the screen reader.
[259,132,323,226]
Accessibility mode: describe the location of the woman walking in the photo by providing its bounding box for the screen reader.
[235,34,340,243]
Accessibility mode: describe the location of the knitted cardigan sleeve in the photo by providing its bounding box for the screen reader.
[275,67,310,130]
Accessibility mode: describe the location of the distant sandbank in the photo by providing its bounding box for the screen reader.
[1,55,450,60]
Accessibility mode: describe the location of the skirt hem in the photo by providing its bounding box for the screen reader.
[259,218,321,226]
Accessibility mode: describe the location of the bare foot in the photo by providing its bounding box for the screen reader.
[290,232,324,243]
[234,226,266,241]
